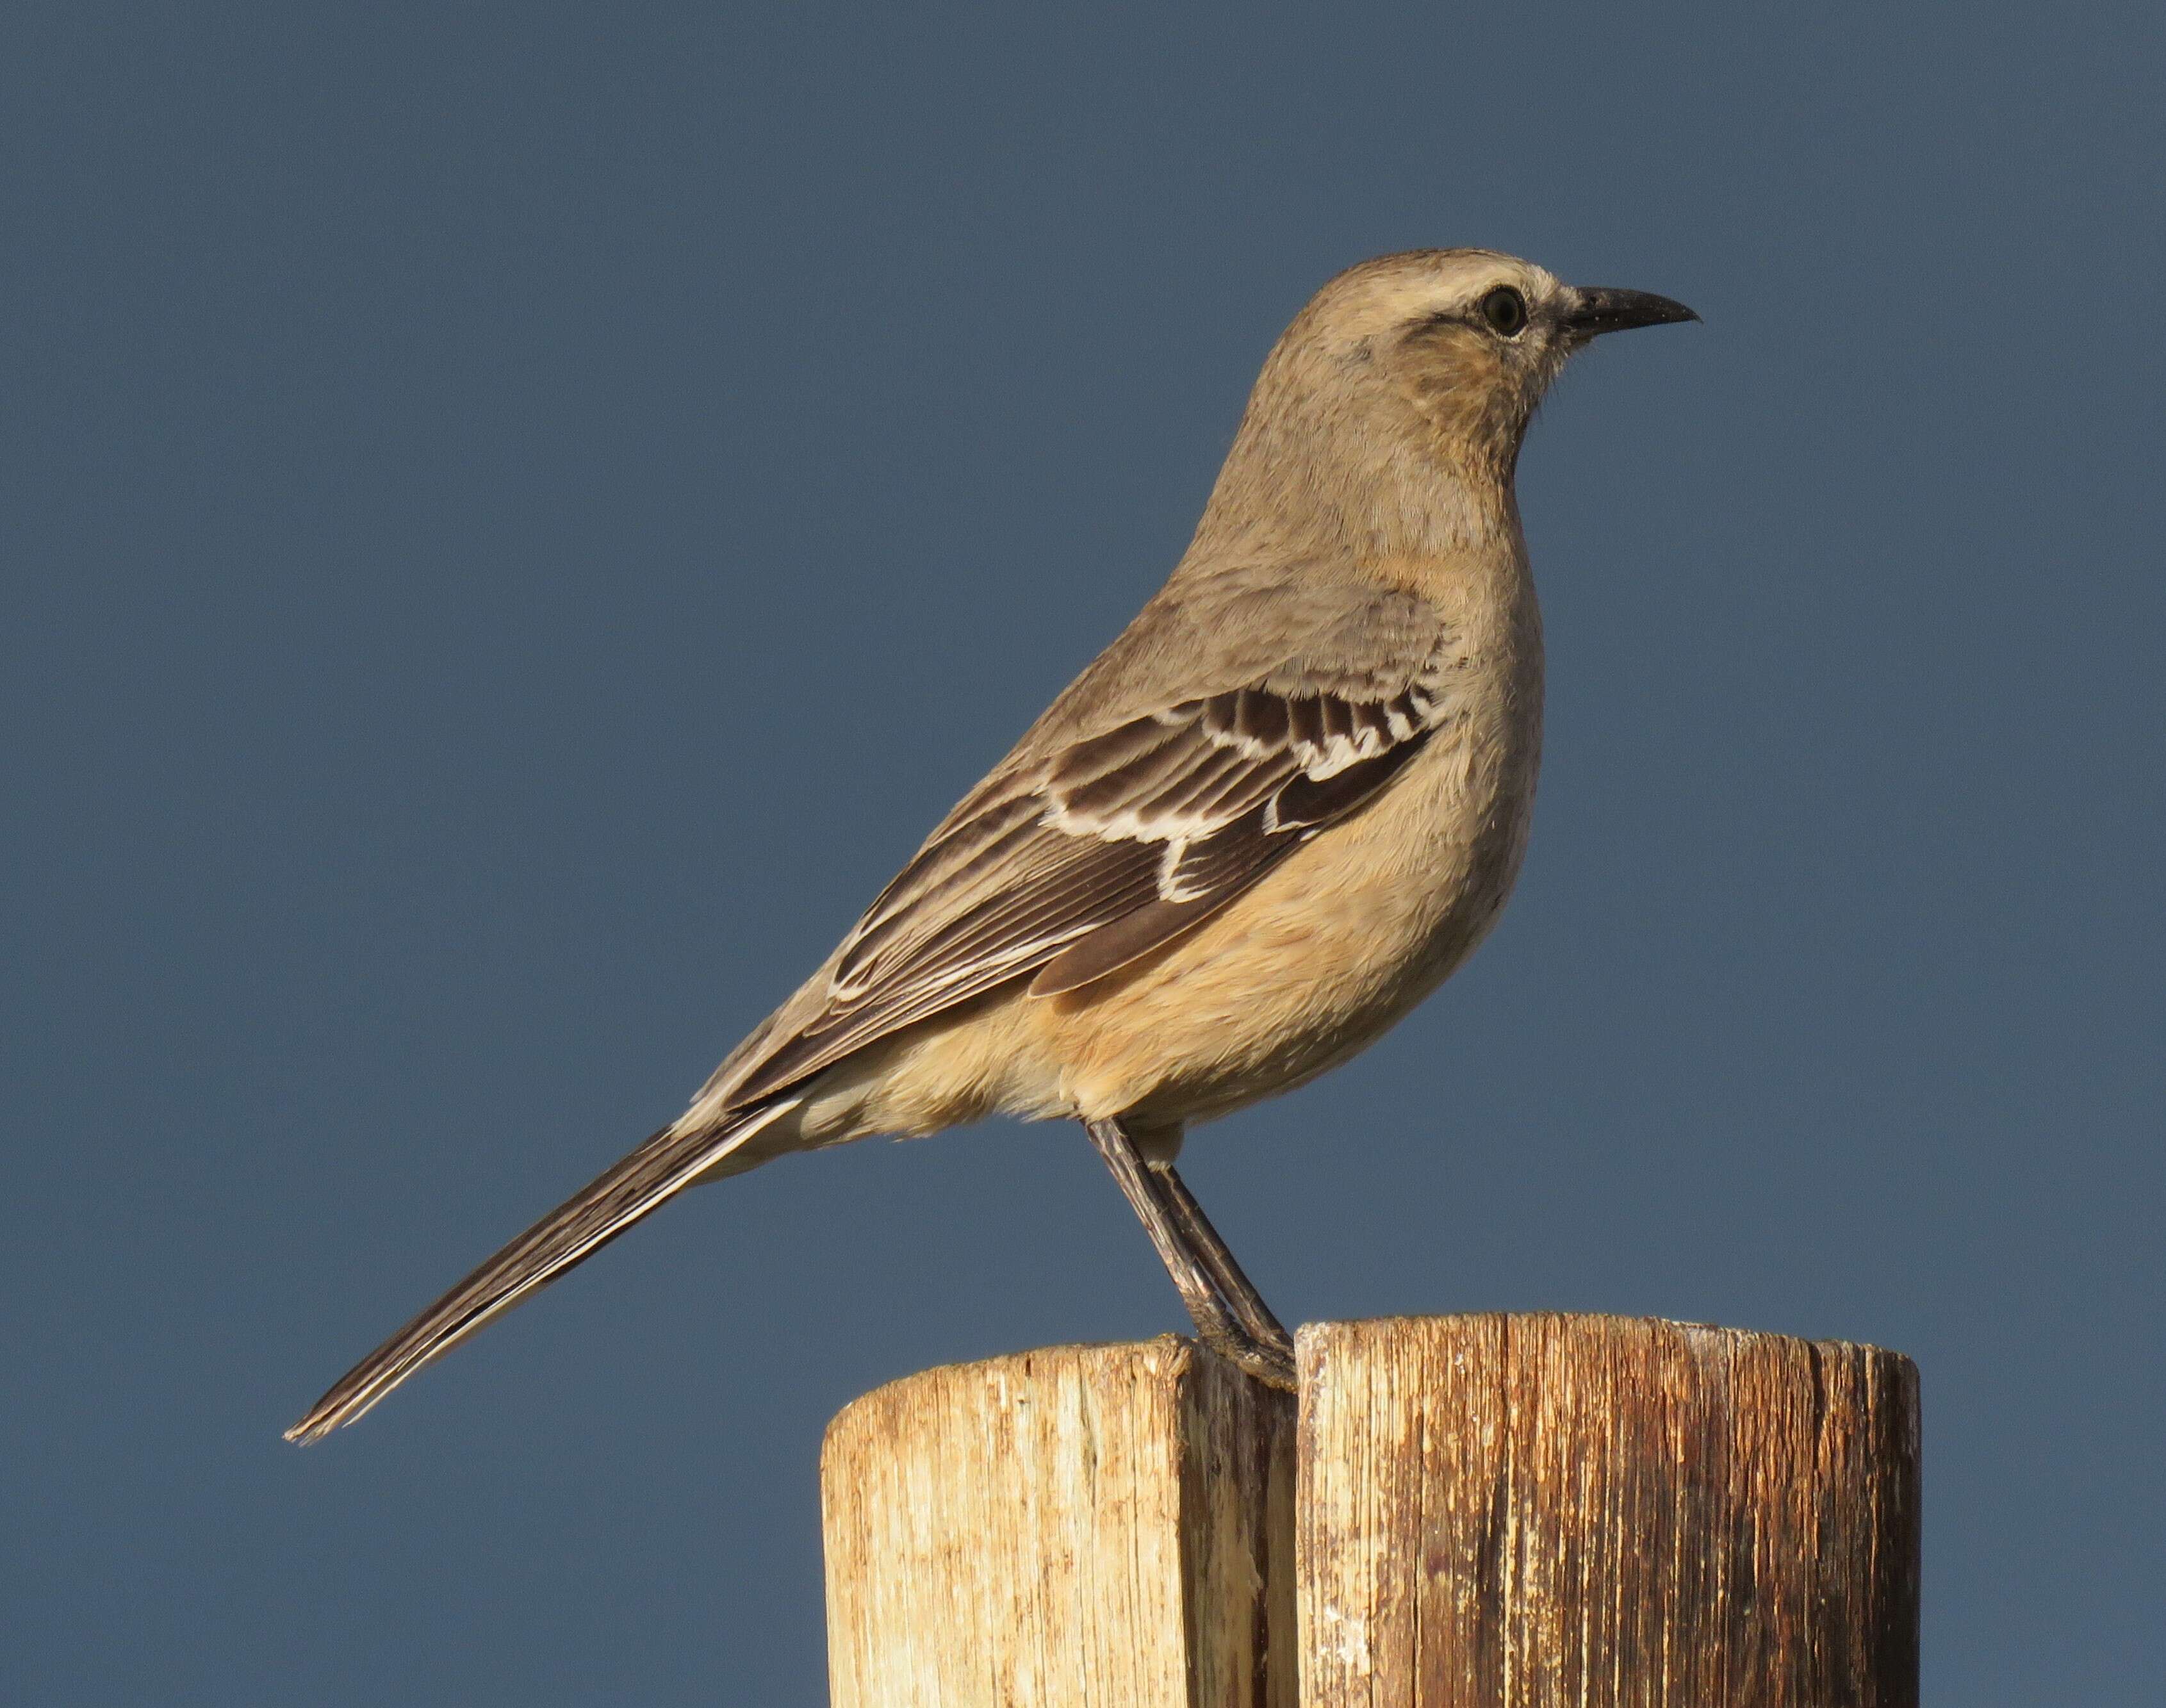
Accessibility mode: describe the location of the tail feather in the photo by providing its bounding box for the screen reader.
[284,1099,800,1443]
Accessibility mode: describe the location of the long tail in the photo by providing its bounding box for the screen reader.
[284,1099,801,1443]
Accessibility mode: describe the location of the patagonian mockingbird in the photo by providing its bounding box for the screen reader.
[288,249,1695,1441]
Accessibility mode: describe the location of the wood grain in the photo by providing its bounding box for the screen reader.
[1295,1315,1920,1707]
[821,1336,1296,1707]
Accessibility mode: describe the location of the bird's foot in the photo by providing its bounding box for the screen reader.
[1194,1318,1298,1391]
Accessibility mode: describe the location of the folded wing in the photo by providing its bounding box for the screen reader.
[730,661,1453,1104]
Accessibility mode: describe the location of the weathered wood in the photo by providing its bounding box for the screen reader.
[821,1336,1297,1708]
[821,1315,1918,1706]
[1296,1315,1920,1707]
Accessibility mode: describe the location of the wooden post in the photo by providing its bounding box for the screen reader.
[821,1316,1919,1707]
[821,1336,1297,1708]
[1297,1316,1919,1707]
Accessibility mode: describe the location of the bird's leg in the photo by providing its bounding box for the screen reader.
[1083,1118,1243,1353]
[1083,1117,1296,1391]
[1150,1158,1294,1370]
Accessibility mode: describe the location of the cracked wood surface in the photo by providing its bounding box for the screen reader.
[822,1336,1295,1707]
[821,1317,1918,1706]
[1295,1316,1919,1707]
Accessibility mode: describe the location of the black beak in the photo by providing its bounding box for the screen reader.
[1563,285,1700,338]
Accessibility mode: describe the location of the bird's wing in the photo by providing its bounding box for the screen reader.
[725,579,1459,1104]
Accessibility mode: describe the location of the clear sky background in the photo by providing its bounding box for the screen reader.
[6,4,2161,1702]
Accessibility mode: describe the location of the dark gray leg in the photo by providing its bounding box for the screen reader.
[1153,1158,1293,1357]
[1083,1117,1296,1390]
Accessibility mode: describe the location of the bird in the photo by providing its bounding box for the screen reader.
[286,249,1696,1441]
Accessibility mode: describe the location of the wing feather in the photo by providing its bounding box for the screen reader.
[728,604,1461,1105]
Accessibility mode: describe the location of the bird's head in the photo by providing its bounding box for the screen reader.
[1202,250,1695,550]
[1296,249,1696,469]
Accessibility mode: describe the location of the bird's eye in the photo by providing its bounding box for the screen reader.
[1480,286,1528,337]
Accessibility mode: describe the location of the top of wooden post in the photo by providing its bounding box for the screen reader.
[821,1315,1919,1707]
